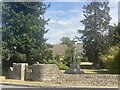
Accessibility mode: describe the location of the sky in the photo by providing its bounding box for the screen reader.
[44,1,119,44]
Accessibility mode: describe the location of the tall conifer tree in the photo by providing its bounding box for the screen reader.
[2,2,51,70]
[78,1,112,68]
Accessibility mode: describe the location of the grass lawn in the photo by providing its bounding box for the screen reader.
[60,69,109,74]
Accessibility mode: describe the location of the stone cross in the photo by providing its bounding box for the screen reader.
[65,37,84,74]
[72,38,77,65]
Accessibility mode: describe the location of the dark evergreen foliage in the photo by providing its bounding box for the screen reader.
[2,2,51,71]
[78,1,112,68]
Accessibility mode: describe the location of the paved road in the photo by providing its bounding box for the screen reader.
[1,85,29,88]
[1,85,119,90]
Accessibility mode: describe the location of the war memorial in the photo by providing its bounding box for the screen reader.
[7,38,118,87]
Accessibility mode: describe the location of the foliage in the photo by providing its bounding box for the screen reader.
[47,59,57,64]
[113,23,120,44]
[100,23,120,73]
[47,55,58,64]
[63,47,81,67]
[60,37,82,67]
[100,46,120,73]
[78,1,112,68]
[63,47,73,67]
[47,55,68,70]
[60,37,73,47]
[2,2,51,70]
[57,62,69,70]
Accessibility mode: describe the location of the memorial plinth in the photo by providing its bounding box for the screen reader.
[65,64,83,74]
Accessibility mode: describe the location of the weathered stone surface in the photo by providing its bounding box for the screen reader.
[13,63,28,80]
[32,64,59,81]
[56,74,118,86]
[8,67,14,78]
[0,76,6,81]
[25,66,32,80]
[10,63,118,86]
[65,64,83,74]
[30,64,118,86]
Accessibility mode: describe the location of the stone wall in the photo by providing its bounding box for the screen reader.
[30,64,118,86]
[31,64,59,81]
[56,74,118,86]
[25,66,32,80]
[12,63,28,80]
[10,63,119,86]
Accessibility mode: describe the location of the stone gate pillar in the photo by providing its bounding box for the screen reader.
[13,63,28,81]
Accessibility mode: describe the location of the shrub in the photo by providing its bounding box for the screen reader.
[47,59,57,64]
[57,62,68,70]
[100,46,120,74]
[107,49,120,74]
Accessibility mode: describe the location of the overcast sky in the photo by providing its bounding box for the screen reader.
[44,1,119,44]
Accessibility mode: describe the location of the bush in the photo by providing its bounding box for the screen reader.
[57,62,68,70]
[47,55,68,70]
[47,59,57,64]
[107,49,120,74]
[100,46,120,74]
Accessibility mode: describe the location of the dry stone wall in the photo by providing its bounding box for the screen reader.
[31,64,118,87]
[32,64,59,81]
[10,63,119,86]
[56,74,118,86]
